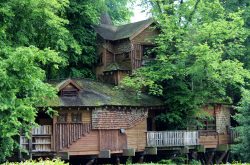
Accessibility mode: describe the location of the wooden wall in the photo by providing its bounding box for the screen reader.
[56,109,91,123]
[62,130,100,156]
[99,130,127,151]
[131,25,159,44]
[126,120,147,151]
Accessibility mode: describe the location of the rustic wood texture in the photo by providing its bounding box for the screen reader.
[131,25,159,44]
[92,108,148,129]
[99,130,127,151]
[130,44,142,70]
[126,120,147,151]
[63,130,99,154]
[55,123,91,151]
[199,134,218,148]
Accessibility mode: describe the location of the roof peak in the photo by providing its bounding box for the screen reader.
[100,12,113,25]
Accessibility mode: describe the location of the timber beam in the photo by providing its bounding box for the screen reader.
[144,147,157,155]
[123,148,135,156]
[99,150,111,158]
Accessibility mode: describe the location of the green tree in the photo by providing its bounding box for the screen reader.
[122,0,250,129]
[0,46,63,162]
[64,0,133,78]
[233,89,250,161]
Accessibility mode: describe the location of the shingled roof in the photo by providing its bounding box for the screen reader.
[94,18,154,41]
[47,79,163,107]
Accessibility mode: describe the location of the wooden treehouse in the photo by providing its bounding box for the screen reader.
[19,14,238,164]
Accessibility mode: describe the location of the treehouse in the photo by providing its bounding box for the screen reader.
[94,13,159,85]
[20,78,165,161]
[19,15,238,164]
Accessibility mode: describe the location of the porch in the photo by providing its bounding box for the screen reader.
[147,131,199,147]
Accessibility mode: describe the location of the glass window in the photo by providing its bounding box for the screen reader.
[57,113,67,123]
[71,113,82,123]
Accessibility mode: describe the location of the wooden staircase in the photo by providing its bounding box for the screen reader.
[55,123,91,151]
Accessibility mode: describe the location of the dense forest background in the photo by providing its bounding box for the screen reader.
[0,0,250,162]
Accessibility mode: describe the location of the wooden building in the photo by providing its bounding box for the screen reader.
[19,15,238,164]
[20,78,165,161]
[94,13,159,85]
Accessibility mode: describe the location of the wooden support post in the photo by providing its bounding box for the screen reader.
[206,152,215,165]
[225,151,230,163]
[116,157,120,165]
[138,155,144,163]
[216,151,227,164]
[86,159,95,165]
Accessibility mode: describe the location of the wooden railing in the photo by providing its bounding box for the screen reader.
[20,125,52,152]
[55,123,91,151]
[147,131,199,147]
[229,128,240,143]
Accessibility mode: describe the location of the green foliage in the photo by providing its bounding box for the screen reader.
[0,0,133,161]
[2,159,68,165]
[122,0,250,129]
[233,89,250,161]
[0,46,63,162]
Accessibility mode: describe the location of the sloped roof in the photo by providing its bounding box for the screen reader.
[94,18,154,41]
[56,78,82,91]
[104,61,131,72]
[47,79,163,107]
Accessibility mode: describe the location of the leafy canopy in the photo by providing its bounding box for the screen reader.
[122,0,250,129]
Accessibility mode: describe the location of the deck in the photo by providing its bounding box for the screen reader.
[147,129,238,149]
[147,131,199,147]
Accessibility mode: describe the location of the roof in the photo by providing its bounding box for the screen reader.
[47,79,164,107]
[56,79,82,91]
[104,61,131,72]
[94,18,154,41]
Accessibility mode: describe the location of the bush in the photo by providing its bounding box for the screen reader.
[2,159,68,165]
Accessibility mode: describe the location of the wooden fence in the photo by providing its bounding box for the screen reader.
[147,131,199,147]
[55,123,91,151]
[20,125,52,152]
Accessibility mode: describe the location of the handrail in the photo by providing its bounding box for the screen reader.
[147,130,199,147]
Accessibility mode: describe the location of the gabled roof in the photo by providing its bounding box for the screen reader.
[47,79,163,107]
[56,78,82,91]
[94,18,154,41]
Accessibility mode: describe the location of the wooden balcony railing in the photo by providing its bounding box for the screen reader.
[147,131,199,147]
[229,128,240,143]
[20,125,52,152]
[55,123,91,151]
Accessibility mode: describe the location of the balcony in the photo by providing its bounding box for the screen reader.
[147,131,199,147]
[20,125,52,152]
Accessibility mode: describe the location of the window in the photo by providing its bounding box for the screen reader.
[61,89,78,97]
[58,113,67,123]
[71,113,82,123]
[199,118,216,131]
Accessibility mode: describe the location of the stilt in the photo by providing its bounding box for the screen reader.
[225,151,230,163]
[86,158,95,165]
[216,151,227,164]
[116,156,120,165]
[138,155,144,163]
[207,152,214,165]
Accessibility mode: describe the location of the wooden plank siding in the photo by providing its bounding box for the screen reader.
[99,130,127,152]
[130,44,142,70]
[63,130,100,156]
[126,120,147,151]
[131,25,159,44]
[55,123,91,151]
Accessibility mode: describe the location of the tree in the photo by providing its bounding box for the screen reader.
[0,0,133,161]
[233,89,250,161]
[64,0,133,78]
[0,46,63,162]
[122,0,250,129]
